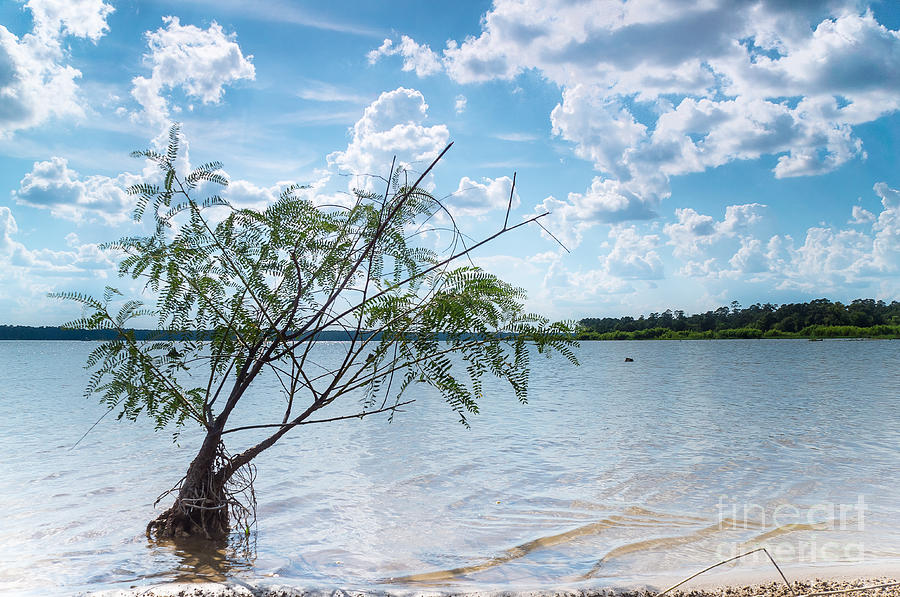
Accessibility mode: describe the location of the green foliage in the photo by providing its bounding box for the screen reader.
[798,324,900,339]
[578,298,900,340]
[715,327,764,339]
[54,124,578,439]
[575,324,900,341]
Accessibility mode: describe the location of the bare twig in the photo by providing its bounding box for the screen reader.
[535,218,570,253]
[221,399,415,435]
[658,547,795,597]
[70,403,117,450]
[504,172,516,230]
[763,548,796,596]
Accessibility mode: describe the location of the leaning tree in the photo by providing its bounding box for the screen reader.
[55,125,577,540]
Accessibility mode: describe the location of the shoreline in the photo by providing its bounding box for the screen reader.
[86,578,900,597]
[575,332,900,341]
[575,336,900,341]
[85,564,900,597]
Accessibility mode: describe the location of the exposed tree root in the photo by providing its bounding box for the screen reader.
[147,442,257,542]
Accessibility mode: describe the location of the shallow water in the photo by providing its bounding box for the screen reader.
[1,339,899,595]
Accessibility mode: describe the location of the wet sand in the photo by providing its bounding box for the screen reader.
[89,576,900,597]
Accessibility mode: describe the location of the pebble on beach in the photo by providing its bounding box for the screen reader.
[96,577,900,597]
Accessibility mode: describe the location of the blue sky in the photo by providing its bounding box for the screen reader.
[1,0,899,325]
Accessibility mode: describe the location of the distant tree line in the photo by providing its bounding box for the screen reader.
[0,326,163,341]
[578,298,900,340]
[0,326,374,341]
[5,298,900,341]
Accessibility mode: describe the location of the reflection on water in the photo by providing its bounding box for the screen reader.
[1,339,899,595]
[157,534,257,584]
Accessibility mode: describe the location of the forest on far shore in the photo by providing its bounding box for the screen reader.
[578,298,900,340]
[2,298,899,341]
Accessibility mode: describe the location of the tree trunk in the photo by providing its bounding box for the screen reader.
[146,427,231,540]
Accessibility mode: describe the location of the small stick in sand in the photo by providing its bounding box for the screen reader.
[657,547,795,597]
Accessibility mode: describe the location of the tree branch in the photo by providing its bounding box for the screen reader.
[221,399,415,435]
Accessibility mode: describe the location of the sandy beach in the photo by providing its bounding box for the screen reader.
[87,576,900,597]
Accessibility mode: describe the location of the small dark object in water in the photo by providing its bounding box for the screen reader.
[624,357,634,362]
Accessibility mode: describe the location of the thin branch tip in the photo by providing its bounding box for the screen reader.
[504,171,516,230]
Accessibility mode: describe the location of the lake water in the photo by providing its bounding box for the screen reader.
[1,339,899,596]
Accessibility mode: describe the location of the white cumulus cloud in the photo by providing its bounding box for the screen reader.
[871,182,900,272]
[666,184,900,291]
[849,205,875,225]
[602,226,664,280]
[447,175,518,218]
[0,0,113,134]
[379,1,900,226]
[131,16,256,125]
[454,94,467,114]
[25,0,114,41]
[0,206,19,256]
[12,157,140,224]
[367,36,443,77]
[536,177,659,250]
[663,203,768,273]
[327,87,449,191]
[0,206,116,275]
